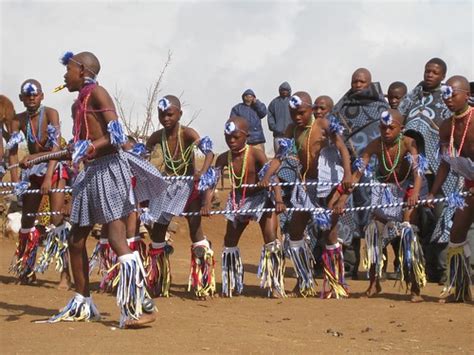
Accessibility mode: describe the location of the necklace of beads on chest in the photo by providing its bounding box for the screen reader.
[379,134,409,188]
[26,106,45,147]
[228,144,250,209]
[449,106,473,158]
[162,124,194,176]
[293,118,315,182]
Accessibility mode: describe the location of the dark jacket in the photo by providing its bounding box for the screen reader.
[267,82,292,138]
[230,89,267,144]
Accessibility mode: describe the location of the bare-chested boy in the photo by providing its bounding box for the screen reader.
[263,91,352,298]
[8,80,71,288]
[427,75,473,302]
[336,109,427,302]
[202,116,286,297]
[146,95,215,299]
[45,51,167,328]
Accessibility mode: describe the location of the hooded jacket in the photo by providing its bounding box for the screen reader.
[267,82,292,137]
[229,89,267,144]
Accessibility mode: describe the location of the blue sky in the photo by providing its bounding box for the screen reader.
[1,0,472,151]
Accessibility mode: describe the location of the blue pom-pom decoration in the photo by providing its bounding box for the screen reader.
[107,120,127,146]
[328,115,344,135]
[5,132,24,150]
[14,181,29,196]
[314,210,332,231]
[441,85,453,100]
[60,51,74,65]
[197,136,213,154]
[276,138,293,159]
[198,167,218,191]
[447,192,467,210]
[72,140,91,165]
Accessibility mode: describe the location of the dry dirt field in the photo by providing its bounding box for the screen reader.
[0,190,473,354]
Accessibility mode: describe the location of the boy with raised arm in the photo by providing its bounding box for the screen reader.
[47,51,167,328]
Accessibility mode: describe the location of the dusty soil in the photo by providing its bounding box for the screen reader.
[0,189,473,354]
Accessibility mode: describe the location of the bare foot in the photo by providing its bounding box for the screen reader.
[410,293,423,303]
[270,289,285,299]
[364,282,382,298]
[20,273,36,285]
[58,271,72,291]
[123,313,156,329]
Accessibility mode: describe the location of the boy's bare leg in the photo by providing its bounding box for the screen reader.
[186,199,205,243]
[365,265,382,297]
[69,225,92,296]
[49,177,71,290]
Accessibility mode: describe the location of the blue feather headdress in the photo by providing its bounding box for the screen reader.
[60,51,74,65]
[157,97,172,112]
[380,111,393,126]
[21,82,39,96]
[441,85,453,100]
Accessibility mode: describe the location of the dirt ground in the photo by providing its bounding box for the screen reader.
[0,190,473,354]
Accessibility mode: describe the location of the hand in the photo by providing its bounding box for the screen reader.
[258,176,271,188]
[40,178,52,195]
[193,170,202,182]
[200,203,212,217]
[407,192,419,209]
[330,195,347,215]
[425,193,435,208]
[275,201,286,214]
[342,175,353,192]
[252,97,257,105]
[19,155,35,169]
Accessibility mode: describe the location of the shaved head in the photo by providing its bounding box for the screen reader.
[293,91,312,106]
[388,108,404,126]
[164,95,182,110]
[228,116,249,133]
[314,95,334,110]
[351,68,372,92]
[73,52,101,77]
[352,68,372,83]
[446,75,470,92]
[20,79,42,94]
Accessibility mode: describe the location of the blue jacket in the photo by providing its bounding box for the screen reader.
[267,82,292,137]
[230,89,267,144]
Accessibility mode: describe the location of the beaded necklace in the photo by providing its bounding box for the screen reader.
[228,144,250,209]
[449,106,472,158]
[379,134,409,189]
[293,117,315,182]
[26,106,45,148]
[161,124,194,176]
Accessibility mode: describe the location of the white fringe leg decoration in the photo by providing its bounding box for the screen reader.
[47,292,100,323]
[399,222,427,290]
[188,238,216,298]
[117,251,151,328]
[287,237,317,297]
[441,241,472,302]
[363,220,384,279]
[221,246,244,297]
[257,240,286,298]
[36,222,71,273]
